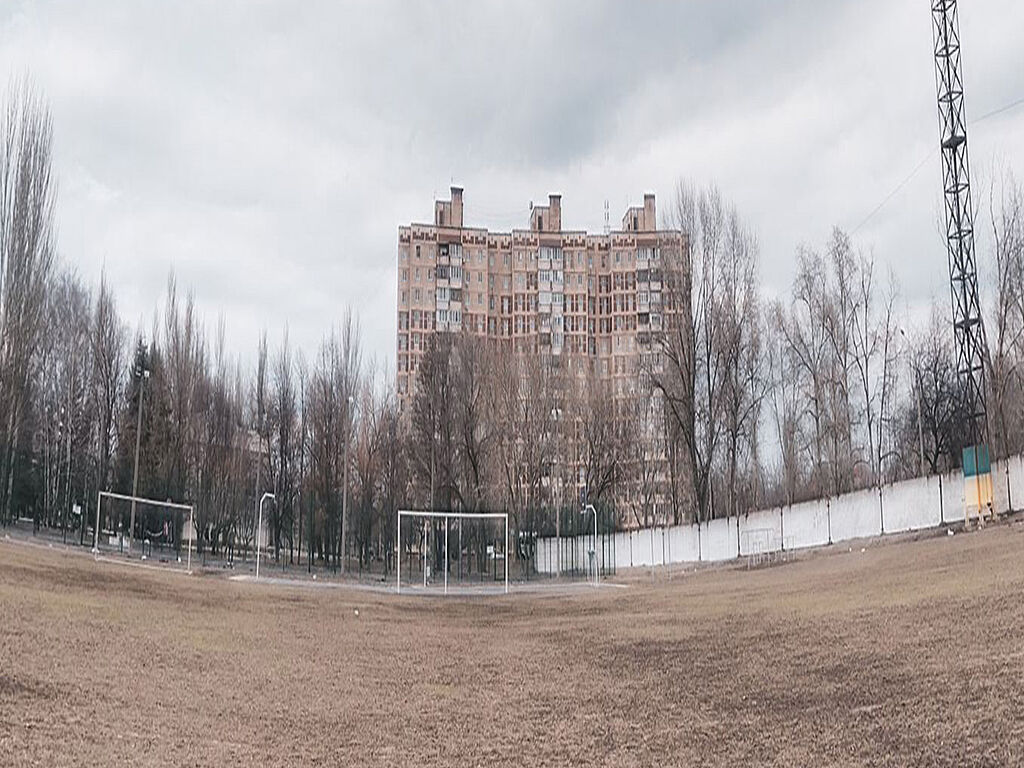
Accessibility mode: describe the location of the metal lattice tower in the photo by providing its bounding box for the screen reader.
[931,0,988,447]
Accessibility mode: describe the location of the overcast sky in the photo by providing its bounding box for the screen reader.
[1,1,1022,371]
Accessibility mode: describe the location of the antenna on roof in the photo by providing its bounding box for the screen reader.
[604,199,610,235]
[529,201,533,210]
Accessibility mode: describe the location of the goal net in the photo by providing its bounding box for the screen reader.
[95,491,194,570]
[396,510,508,595]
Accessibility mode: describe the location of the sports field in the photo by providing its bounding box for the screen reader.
[2,522,1023,766]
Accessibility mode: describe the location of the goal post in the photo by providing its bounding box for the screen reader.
[396,510,508,595]
[95,491,195,572]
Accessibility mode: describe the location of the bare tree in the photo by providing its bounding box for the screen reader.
[986,169,1024,457]
[0,82,56,524]
[652,181,725,523]
[904,308,972,473]
[766,303,801,505]
[271,329,298,561]
[716,209,764,517]
[90,272,127,526]
[492,346,557,571]
[624,382,661,528]
[779,248,832,498]
[450,331,495,513]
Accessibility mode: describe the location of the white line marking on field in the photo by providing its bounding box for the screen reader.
[94,555,192,576]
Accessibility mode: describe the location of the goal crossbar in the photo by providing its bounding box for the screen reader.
[397,509,508,595]
[400,511,508,520]
[95,491,195,573]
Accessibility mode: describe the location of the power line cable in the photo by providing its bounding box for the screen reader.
[851,93,1024,234]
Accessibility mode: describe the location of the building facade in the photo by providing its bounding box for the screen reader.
[396,187,687,403]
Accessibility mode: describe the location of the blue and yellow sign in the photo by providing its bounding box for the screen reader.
[962,444,993,516]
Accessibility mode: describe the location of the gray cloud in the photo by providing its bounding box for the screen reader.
[1,0,1022,369]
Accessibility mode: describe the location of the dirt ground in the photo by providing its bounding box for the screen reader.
[2,523,1023,767]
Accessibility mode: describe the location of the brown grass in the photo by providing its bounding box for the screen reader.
[2,523,1023,767]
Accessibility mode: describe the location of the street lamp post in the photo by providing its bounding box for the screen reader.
[340,394,354,575]
[913,368,925,475]
[551,406,561,578]
[582,503,598,586]
[129,368,150,554]
[255,492,275,579]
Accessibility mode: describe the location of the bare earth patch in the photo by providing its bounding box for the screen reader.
[2,523,1023,766]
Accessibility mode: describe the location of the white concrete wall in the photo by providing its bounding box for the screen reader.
[881,474,942,533]
[829,487,882,542]
[700,517,738,562]
[614,531,632,570]
[534,452,1024,574]
[1006,454,1024,512]
[992,458,1021,516]
[784,498,830,550]
[669,523,700,563]
[940,469,964,524]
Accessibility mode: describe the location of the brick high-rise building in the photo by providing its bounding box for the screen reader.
[396,186,687,405]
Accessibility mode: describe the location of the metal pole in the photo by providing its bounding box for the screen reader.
[396,512,401,594]
[187,507,192,572]
[504,514,509,594]
[256,492,274,580]
[915,371,926,475]
[92,490,100,553]
[129,369,148,554]
[555,504,561,578]
[341,394,353,575]
[423,520,427,588]
[444,515,448,595]
[63,421,70,545]
[256,497,262,579]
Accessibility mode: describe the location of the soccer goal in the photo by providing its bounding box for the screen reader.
[95,491,195,571]
[396,510,509,595]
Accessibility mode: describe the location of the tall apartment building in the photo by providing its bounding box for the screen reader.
[396,187,687,404]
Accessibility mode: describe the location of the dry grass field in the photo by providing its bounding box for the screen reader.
[2,522,1024,767]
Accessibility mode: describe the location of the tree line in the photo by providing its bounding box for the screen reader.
[3,85,1023,573]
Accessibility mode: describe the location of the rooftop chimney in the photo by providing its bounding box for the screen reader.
[450,186,464,228]
[548,194,562,231]
[643,193,656,231]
